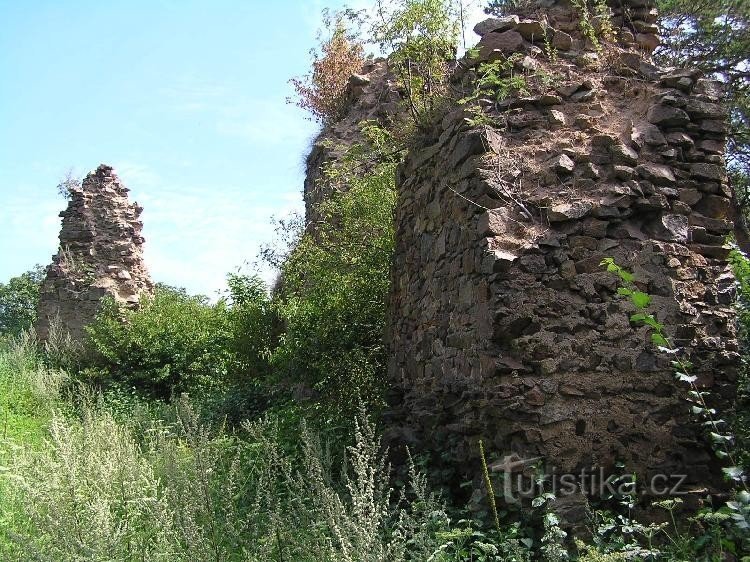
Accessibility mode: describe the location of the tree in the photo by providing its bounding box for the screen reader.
[0,267,45,337]
[373,0,460,126]
[289,11,365,125]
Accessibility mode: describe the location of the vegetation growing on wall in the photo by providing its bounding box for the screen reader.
[273,123,401,420]
[289,11,366,125]
[373,0,460,126]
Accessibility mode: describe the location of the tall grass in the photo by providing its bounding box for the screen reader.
[0,339,456,561]
[0,332,68,445]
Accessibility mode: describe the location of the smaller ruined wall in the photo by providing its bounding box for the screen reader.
[36,164,153,341]
[303,58,402,228]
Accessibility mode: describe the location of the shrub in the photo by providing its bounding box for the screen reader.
[289,12,365,125]
[731,249,750,471]
[224,272,279,379]
[85,285,237,399]
[373,0,459,126]
[274,124,400,420]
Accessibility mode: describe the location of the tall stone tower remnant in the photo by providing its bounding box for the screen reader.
[36,164,153,341]
[386,0,739,503]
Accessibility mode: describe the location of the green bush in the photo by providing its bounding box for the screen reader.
[730,249,750,471]
[225,272,279,379]
[85,285,236,399]
[86,275,273,399]
[372,0,459,126]
[273,124,400,420]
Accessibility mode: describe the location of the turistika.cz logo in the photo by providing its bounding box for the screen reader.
[490,454,688,504]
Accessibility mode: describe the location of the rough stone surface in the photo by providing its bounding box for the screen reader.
[36,165,153,341]
[383,0,738,510]
[476,30,526,60]
[473,16,520,36]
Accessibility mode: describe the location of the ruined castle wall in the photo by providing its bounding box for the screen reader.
[36,164,153,341]
[386,1,738,497]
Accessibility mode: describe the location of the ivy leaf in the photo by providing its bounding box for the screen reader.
[618,287,633,296]
[618,270,635,283]
[651,333,670,348]
[642,316,663,331]
[630,313,646,322]
[631,291,651,309]
[677,372,698,383]
[723,466,745,482]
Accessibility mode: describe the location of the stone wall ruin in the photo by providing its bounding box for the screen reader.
[384,0,739,508]
[36,164,153,341]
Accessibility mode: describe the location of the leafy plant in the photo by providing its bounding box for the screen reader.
[273,123,401,421]
[372,0,459,126]
[601,257,750,548]
[459,56,529,106]
[85,285,238,399]
[55,169,80,200]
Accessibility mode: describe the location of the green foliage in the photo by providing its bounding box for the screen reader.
[274,124,401,420]
[731,249,750,336]
[0,266,44,338]
[224,272,279,378]
[731,249,750,471]
[0,353,457,562]
[0,325,748,562]
[602,257,750,550]
[483,0,535,16]
[0,334,67,446]
[85,280,274,400]
[373,0,459,125]
[459,56,529,105]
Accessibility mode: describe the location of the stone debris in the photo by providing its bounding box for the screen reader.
[36,164,153,341]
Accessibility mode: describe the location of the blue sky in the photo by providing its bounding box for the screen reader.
[0,0,484,297]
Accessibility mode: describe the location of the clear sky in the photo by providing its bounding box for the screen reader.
[0,0,484,297]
